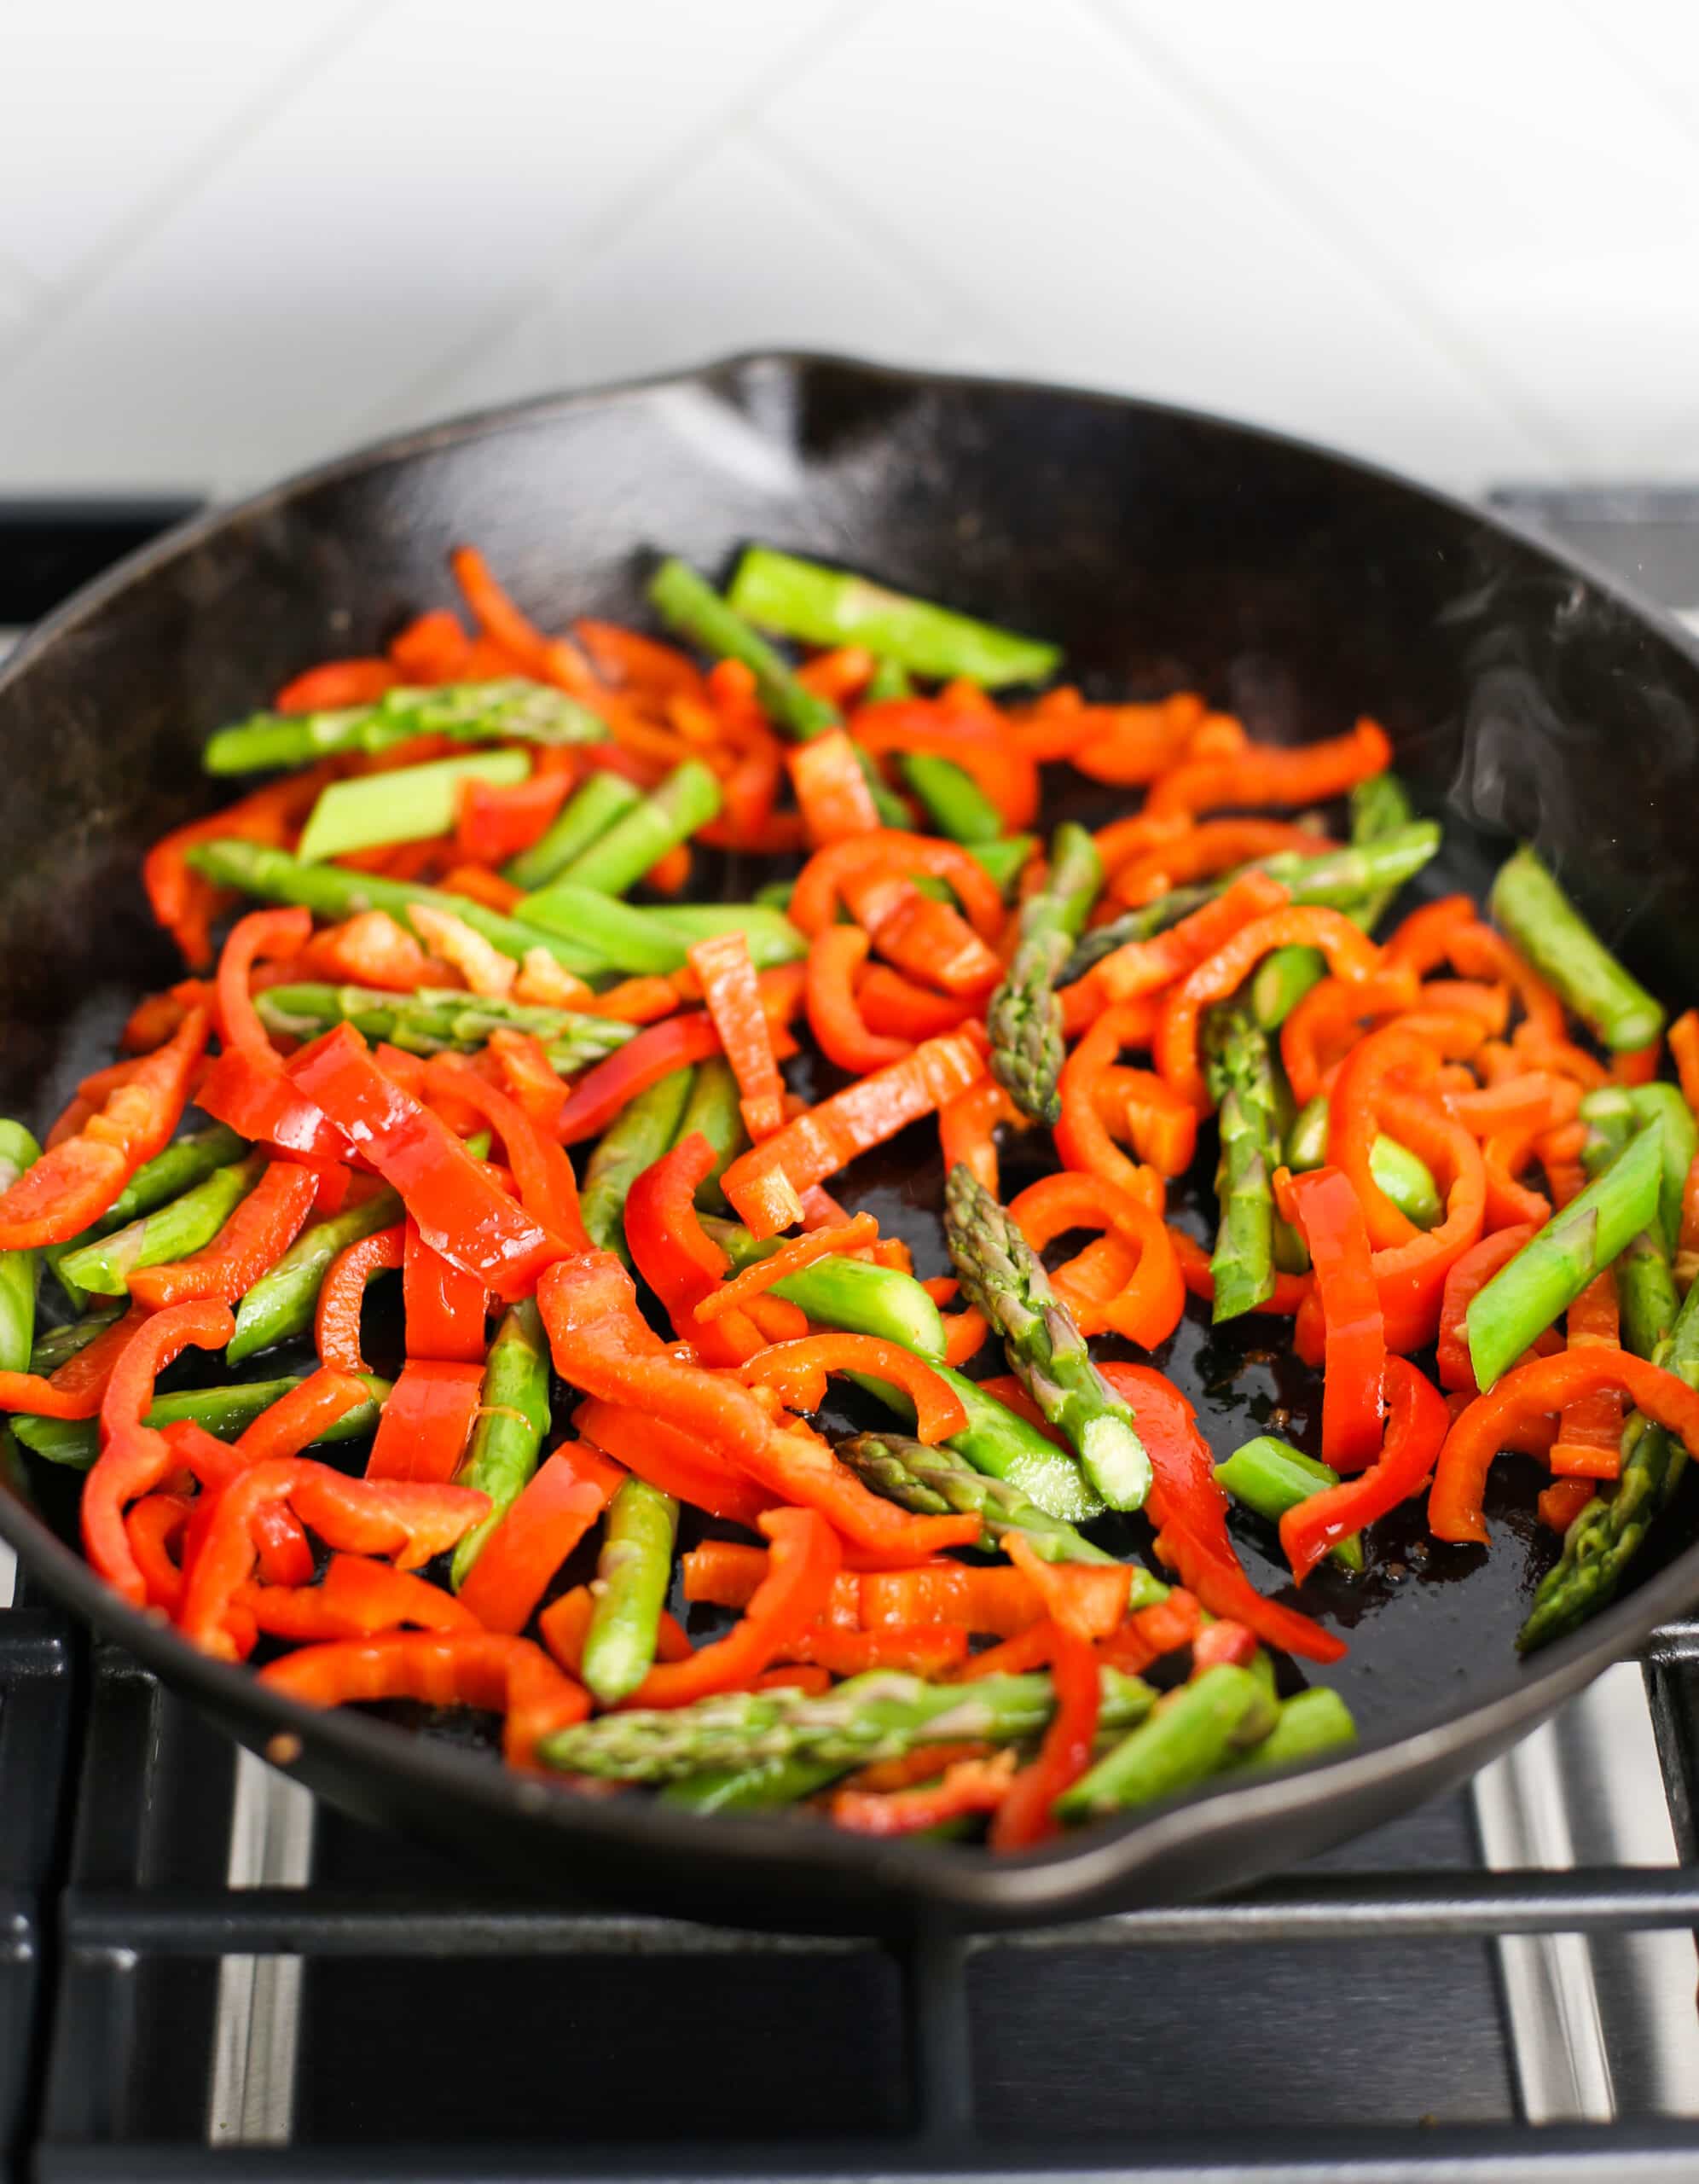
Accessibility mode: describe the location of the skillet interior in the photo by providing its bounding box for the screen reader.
[2,351,1697,1933]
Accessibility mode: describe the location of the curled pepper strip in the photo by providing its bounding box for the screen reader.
[1007,1172,1185,1350]
[806,926,913,1075]
[788,829,1005,944]
[0,1302,152,1421]
[422,1054,587,1249]
[1056,1003,1168,1210]
[939,1076,1027,1199]
[553,977,803,1145]
[832,1750,1018,1838]
[215,907,313,1068]
[316,1223,405,1372]
[1436,1225,1540,1392]
[130,1161,320,1310]
[240,1554,480,1641]
[1157,909,1395,1113]
[1090,871,1290,1004]
[1327,1027,1442,1249]
[367,1359,485,1487]
[989,1535,1103,1850]
[0,1005,210,1249]
[1430,1350,1699,1546]
[1108,822,1326,908]
[259,1629,589,1769]
[1280,1357,1448,1583]
[739,1333,969,1445]
[1145,717,1391,820]
[625,1132,766,1364]
[690,929,789,1141]
[1168,1228,1311,1317]
[1281,1166,1386,1472]
[574,1402,774,1531]
[1365,1091,1488,1355]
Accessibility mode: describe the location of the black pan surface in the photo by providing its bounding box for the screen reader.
[2,352,1697,1934]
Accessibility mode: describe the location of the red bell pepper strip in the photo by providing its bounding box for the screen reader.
[1280,1356,1448,1583]
[159,1415,316,1590]
[128,1161,319,1310]
[1327,1026,1441,1250]
[195,1045,351,1166]
[1550,1268,1627,1482]
[780,1621,971,1678]
[258,1629,589,1769]
[805,926,913,1075]
[1145,717,1391,820]
[1191,1620,1260,1671]
[1538,1477,1595,1532]
[0,1302,153,1420]
[181,1457,490,1658]
[456,1442,625,1635]
[536,1583,596,1675]
[739,1334,968,1445]
[789,830,1005,944]
[857,1561,1132,1638]
[455,770,571,865]
[80,1300,236,1606]
[401,1217,489,1363]
[989,1535,1104,1849]
[1096,1362,1346,1664]
[688,931,788,1141]
[623,1133,766,1364]
[553,976,803,1144]
[421,1055,587,1248]
[832,1750,1018,1837]
[1282,1165,1386,1472]
[1365,1090,1488,1353]
[287,1024,566,1298]
[240,1367,374,1465]
[316,1222,405,1372]
[1094,1589,1205,1675]
[216,906,312,1067]
[1430,1349,1699,1546]
[858,964,980,1042]
[366,1359,485,1486]
[0,1005,210,1249]
[722,1025,986,1237]
[572,1402,775,1531]
[241,1554,479,1640]
[623,1507,841,1710]
[787,728,882,844]
[487,1029,569,1131]
[144,765,332,969]
[537,1250,980,1556]
[126,1490,192,1617]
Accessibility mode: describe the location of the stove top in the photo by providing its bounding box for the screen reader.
[2,490,1697,2181]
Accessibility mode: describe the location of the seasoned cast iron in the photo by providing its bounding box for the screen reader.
[3,354,1696,1934]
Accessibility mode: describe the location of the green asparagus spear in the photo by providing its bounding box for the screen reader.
[502,770,644,892]
[449,1299,550,1587]
[1519,1270,1699,1651]
[677,1059,745,1213]
[580,1478,680,1705]
[945,1163,1150,1511]
[1250,776,1418,1028]
[726,547,1061,688]
[1214,1437,1363,1573]
[863,656,913,703]
[1062,823,1441,985]
[57,1152,266,1297]
[658,1756,849,1813]
[296,750,531,863]
[545,759,722,896]
[1226,1685,1357,1772]
[227,1185,403,1363]
[702,1218,948,1357]
[835,1431,1120,1564]
[1489,845,1663,1052]
[857,1360,1104,1525]
[44,1123,246,1310]
[541,1664,1155,1783]
[899,753,1004,843]
[1626,1084,1698,1255]
[968,835,1039,898]
[1284,1096,1442,1228]
[204,678,605,775]
[12,1373,389,1468]
[580,1067,695,1263]
[988,822,1104,1124]
[188,837,608,978]
[641,903,808,966]
[1250,946,1327,1031]
[0,1123,42,1373]
[1467,1119,1664,1390]
[257,984,634,1076]
[494,883,695,975]
[28,1306,123,1374]
[1205,1009,1279,1321]
[1579,1099,1679,1362]
[1056,1664,1279,1819]
[1348,772,1416,925]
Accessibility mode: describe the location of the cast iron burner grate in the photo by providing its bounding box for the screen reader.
[2,491,1698,2181]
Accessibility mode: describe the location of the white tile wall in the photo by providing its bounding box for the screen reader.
[2,0,1696,497]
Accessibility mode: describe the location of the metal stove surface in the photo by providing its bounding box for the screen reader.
[1,491,1697,2181]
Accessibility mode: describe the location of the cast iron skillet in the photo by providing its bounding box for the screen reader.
[3,353,1697,1936]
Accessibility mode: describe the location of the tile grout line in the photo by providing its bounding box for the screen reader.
[1080,0,1583,470]
[352,0,883,439]
[0,0,394,401]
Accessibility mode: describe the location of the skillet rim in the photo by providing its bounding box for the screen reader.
[2,346,1696,1928]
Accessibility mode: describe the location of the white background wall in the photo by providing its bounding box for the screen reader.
[2,0,1696,502]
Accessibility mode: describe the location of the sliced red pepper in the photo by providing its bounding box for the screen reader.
[421,1055,587,1248]
[687,930,788,1142]
[789,829,1005,943]
[857,964,980,1043]
[787,728,882,845]
[780,1620,970,1678]
[0,1006,210,1249]
[858,1561,1132,1638]
[455,770,571,865]
[739,1333,968,1445]
[1538,1477,1596,1532]
[537,1250,979,1557]
[215,906,313,1068]
[1007,1171,1185,1349]
[1280,1356,1447,1583]
[195,1044,351,1166]
[1366,1091,1488,1353]
[144,767,331,969]
[553,979,802,1145]
[1327,1026,1442,1250]
[401,1217,490,1363]
[366,1359,485,1486]
[1283,1165,1386,1472]
[1096,1361,1346,1664]
[722,1025,986,1237]
[832,1750,1018,1837]
[125,1490,192,1616]
[623,1507,840,1710]
[573,1402,775,1531]
[316,1221,404,1372]
[456,1442,624,1635]
[1146,717,1390,820]
[0,1301,153,1420]
[989,1536,1104,1849]
[241,1553,478,1640]
[129,1160,319,1310]
[623,1133,766,1363]
[1550,1269,1627,1482]
[258,1629,589,1769]
[697,1212,879,1327]
[806,926,913,1075]
[1095,1589,1205,1675]
[287,1023,566,1297]
[1430,1350,1699,1546]
[1436,1224,1540,1391]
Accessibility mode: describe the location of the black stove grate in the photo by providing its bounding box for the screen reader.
[4,490,1699,2181]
